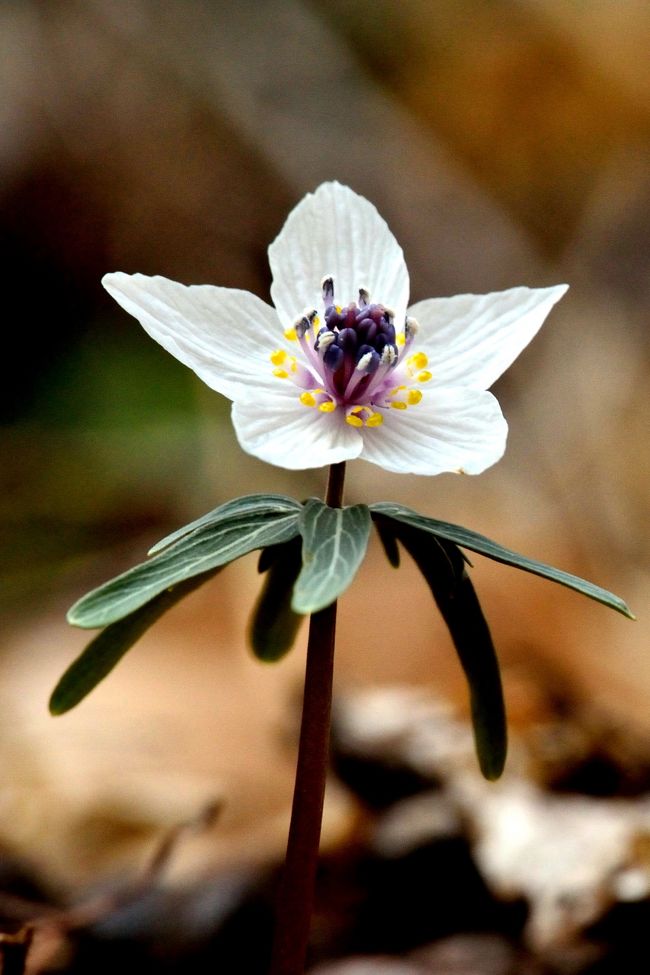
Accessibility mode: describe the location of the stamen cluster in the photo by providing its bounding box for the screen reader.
[272,276,430,428]
[316,280,398,395]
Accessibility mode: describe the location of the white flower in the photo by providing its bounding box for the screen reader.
[103,182,567,475]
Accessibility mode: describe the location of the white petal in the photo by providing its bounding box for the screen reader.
[358,388,508,475]
[232,387,363,470]
[409,285,568,390]
[103,272,284,401]
[268,182,409,330]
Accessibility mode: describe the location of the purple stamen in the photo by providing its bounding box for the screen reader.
[323,343,344,371]
[338,327,357,353]
[286,280,415,415]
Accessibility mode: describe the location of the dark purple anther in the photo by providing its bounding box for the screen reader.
[295,315,312,338]
[356,345,380,374]
[355,317,371,340]
[322,276,334,305]
[365,321,378,345]
[358,288,370,307]
[323,343,344,372]
[324,307,340,327]
[338,327,357,352]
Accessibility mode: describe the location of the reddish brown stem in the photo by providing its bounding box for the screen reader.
[268,462,346,975]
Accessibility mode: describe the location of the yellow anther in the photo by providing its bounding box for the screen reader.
[319,400,336,413]
[366,412,383,427]
[300,391,317,407]
[273,368,289,379]
[408,352,428,370]
[407,389,422,405]
[417,370,432,383]
[283,328,298,341]
[390,401,407,410]
[396,333,406,346]
[390,385,406,396]
[270,349,287,366]
[346,414,364,427]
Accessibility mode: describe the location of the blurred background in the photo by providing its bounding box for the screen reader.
[0,1,649,972]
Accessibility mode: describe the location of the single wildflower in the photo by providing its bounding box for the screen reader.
[103,182,567,475]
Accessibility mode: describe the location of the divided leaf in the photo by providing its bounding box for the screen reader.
[292,500,371,614]
[373,512,401,568]
[371,502,633,619]
[381,516,507,781]
[149,494,302,555]
[68,509,301,629]
[249,538,305,662]
[51,573,219,714]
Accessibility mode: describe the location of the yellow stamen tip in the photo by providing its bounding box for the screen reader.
[409,352,428,370]
[270,349,288,366]
[300,392,316,407]
[346,414,364,427]
[396,333,406,346]
[417,370,432,383]
[390,401,407,410]
[366,412,383,427]
[283,328,298,341]
[407,389,422,405]
[273,368,289,379]
[319,400,336,413]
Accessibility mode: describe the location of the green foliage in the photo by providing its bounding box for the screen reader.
[57,495,374,712]
[291,499,372,614]
[249,538,304,662]
[57,492,632,724]
[51,573,219,714]
[378,515,506,780]
[68,506,302,629]
[149,494,303,555]
[370,502,634,619]
[373,512,401,568]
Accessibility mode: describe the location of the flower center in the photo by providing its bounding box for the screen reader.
[270,277,432,428]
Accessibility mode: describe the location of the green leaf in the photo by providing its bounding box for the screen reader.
[148,494,303,555]
[68,509,301,629]
[373,513,401,568]
[371,502,634,619]
[249,538,305,662]
[384,517,507,781]
[292,499,371,614]
[52,572,219,714]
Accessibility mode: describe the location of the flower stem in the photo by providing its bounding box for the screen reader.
[268,462,346,975]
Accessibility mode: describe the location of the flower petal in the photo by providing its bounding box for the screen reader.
[268,182,409,330]
[358,388,508,475]
[102,272,284,401]
[409,285,568,390]
[232,387,363,470]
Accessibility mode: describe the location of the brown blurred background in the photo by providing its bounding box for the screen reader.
[0,0,648,950]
